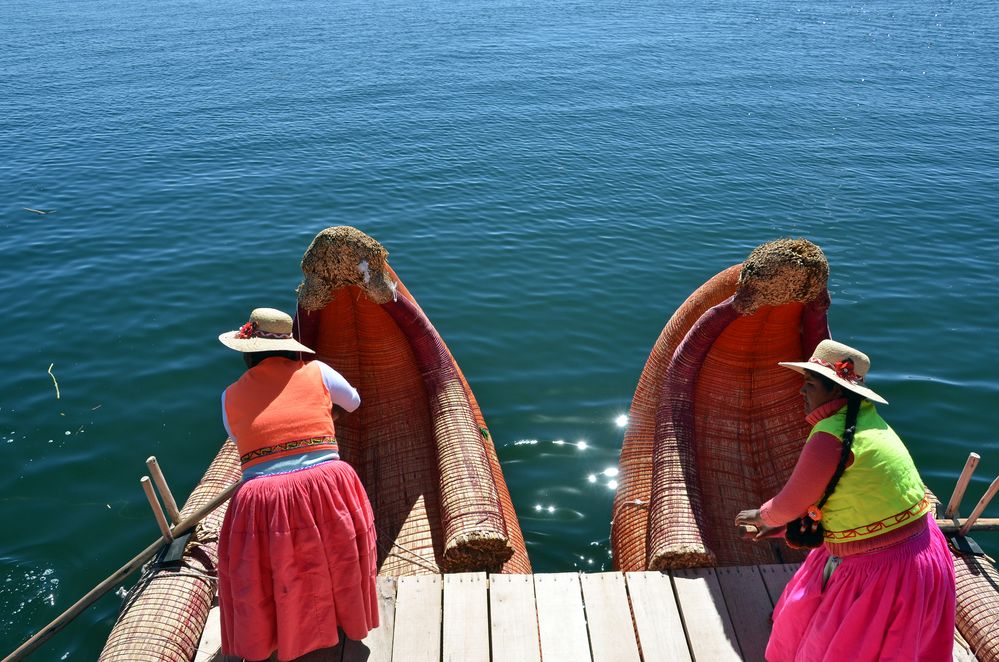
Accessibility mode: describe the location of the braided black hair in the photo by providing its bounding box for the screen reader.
[243,350,303,368]
[784,382,863,549]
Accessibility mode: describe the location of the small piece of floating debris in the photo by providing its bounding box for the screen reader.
[22,208,54,215]
[611,238,999,660]
[97,226,530,661]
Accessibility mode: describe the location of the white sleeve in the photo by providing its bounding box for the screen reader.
[221,391,234,441]
[316,361,361,412]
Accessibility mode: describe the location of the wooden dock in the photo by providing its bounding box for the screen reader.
[195,564,977,662]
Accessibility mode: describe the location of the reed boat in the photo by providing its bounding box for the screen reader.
[611,238,999,660]
[99,226,530,661]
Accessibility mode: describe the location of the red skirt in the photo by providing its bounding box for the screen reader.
[218,460,378,661]
[767,516,955,662]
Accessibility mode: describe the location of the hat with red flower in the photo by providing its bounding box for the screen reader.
[218,308,315,354]
[778,339,888,405]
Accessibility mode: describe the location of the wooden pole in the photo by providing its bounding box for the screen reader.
[2,479,241,662]
[140,477,173,542]
[959,476,999,537]
[146,456,182,525]
[945,452,981,519]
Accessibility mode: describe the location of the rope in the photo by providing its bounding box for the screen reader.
[376,528,440,574]
[609,499,648,534]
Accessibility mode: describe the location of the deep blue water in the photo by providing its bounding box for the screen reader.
[2,0,998,657]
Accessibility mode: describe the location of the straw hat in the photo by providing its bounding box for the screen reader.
[778,339,888,405]
[218,308,315,354]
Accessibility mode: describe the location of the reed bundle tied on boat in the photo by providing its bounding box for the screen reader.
[99,442,242,662]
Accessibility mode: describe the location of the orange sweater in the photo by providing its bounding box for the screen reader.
[224,358,337,470]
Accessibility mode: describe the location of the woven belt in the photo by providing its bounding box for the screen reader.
[824,496,931,541]
[240,436,338,466]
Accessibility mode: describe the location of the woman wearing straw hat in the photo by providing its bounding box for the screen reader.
[217,308,378,661]
[735,339,955,662]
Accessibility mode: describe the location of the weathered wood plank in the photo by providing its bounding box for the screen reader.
[193,604,223,662]
[343,576,399,662]
[534,573,592,662]
[953,631,978,662]
[757,563,800,607]
[716,566,773,662]
[489,574,541,662]
[625,571,691,662]
[391,575,442,662]
[442,573,489,662]
[672,568,741,661]
[579,572,641,662]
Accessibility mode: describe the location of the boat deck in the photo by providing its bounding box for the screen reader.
[195,564,977,662]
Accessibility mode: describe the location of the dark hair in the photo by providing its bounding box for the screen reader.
[243,350,302,368]
[784,383,863,548]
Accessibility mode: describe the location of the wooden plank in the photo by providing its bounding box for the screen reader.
[390,574,442,662]
[579,572,641,662]
[344,576,399,662]
[672,568,741,661]
[534,572,592,662]
[716,566,774,662]
[193,604,223,662]
[757,563,800,606]
[489,574,541,662]
[953,635,978,662]
[443,573,489,662]
[625,571,691,662]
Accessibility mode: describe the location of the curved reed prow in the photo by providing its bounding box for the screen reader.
[297,226,529,574]
[614,239,830,571]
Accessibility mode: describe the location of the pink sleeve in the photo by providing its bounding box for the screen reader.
[759,432,845,526]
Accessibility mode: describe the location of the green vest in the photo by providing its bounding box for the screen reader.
[809,401,930,542]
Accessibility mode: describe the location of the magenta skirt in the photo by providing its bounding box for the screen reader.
[767,516,955,662]
[218,461,379,661]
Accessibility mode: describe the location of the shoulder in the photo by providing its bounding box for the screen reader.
[310,360,340,377]
[809,415,844,441]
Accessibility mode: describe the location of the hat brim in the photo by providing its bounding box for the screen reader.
[778,361,888,405]
[218,331,315,354]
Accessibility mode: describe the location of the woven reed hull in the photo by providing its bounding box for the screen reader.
[612,260,828,571]
[953,550,999,662]
[296,267,530,576]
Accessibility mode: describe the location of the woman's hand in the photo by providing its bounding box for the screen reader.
[735,509,785,542]
[735,509,765,527]
[746,523,787,541]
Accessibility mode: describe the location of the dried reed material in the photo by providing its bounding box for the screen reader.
[953,550,999,661]
[99,441,242,662]
[611,265,741,572]
[925,489,999,660]
[380,301,512,572]
[295,227,529,576]
[47,363,61,399]
[298,226,394,310]
[734,238,829,313]
[614,238,829,571]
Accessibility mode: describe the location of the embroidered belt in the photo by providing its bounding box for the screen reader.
[824,496,931,541]
[240,436,338,466]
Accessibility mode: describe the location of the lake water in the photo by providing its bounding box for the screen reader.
[2,0,997,657]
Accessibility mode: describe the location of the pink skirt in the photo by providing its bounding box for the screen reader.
[767,516,955,662]
[218,460,379,661]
